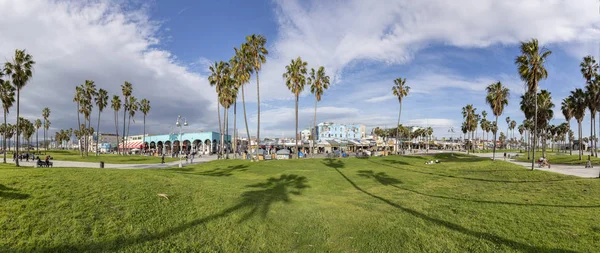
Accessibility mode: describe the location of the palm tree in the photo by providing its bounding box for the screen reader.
[219,77,237,159]
[34,119,41,153]
[246,34,268,160]
[571,89,587,160]
[209,61,228,157]
[95,89,108,156]
[83,80,97,156]
[426,127,433,151]
[309,66,330,157]
[485,81,510,160]
[111,95,121,155]
[230,44,253,157]
[127,96,138,151]
[73,86,83,155]
[561,97,574,155]
[283,57,308,159]
[0,78,15,163]
[481,110,488,146]
[510,120,517,145]
[4,49,35,166]
[580,56,598,156]
[505,116,511,148]
[515,38,552,169]
[461,104,476,154]
[43,120,50,151]
[121,82,133,155]
[140,98,151,155]
[536,90,554,157]
[41,107,50,154]
[392,77,410,154]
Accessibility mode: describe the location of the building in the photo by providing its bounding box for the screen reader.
[300,129,311,140]
[315,122,366,141]
[119,131,231,154]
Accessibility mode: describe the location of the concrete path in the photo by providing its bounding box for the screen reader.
[472,152,600,178]
[8,155,218,169]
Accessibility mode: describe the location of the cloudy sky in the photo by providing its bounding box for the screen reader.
[0,0,599,139]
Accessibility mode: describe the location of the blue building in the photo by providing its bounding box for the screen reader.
[119,132,231,154]
[315,122,366,141]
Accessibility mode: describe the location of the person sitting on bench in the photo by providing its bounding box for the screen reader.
[44,156,52,167]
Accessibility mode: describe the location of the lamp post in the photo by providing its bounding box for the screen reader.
[176,115,188,168]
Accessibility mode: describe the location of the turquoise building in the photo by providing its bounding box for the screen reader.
[121,132,231,154]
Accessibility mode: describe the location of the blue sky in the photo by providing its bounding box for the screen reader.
[0,0,598,139]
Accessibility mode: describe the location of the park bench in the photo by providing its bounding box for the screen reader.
[36,160,53,168]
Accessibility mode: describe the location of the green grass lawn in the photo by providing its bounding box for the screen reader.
[514,151,600,165]
[23,150,180,164]
[1,154,600,252]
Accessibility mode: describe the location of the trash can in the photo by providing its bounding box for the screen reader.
[100,161,104,168]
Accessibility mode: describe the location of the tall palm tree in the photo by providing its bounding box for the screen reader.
[309,66,330,157]
[426,127,433,150]
[209,61,228,157]
[481,110,488,146]
[246,34,268,160]
[462,104,476,154]
[505,116,511,148]
[571,89,587,160]
[34,119,41,153]
[510,120,517,144]
[73,86,83,155]
[43,120,50,151]
[41,107,50,154]
[111,95,121,155]
[561,97,574,155]
[580,56,598,156]
[515,38,551,169]
[83,80,97,156]
[95,89,108,156]
[127,96,138,152]
[392,77,410,154]
[485,81,510,160]
[0,78,15,163]
[536,90,554,157]
[121,81,133,155]
[140,98,151,155]
[283,57,308,159]
[219,77,237,159]
[4,49,35,167]
[230,45,252,158]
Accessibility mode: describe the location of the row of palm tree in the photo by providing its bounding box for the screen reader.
[209,34,268,160]
[373,125,433,151]
[73,81,150,156]
[0,49,36,166]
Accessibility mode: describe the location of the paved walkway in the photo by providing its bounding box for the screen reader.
[8,155,218,169]
[472,152,600,178]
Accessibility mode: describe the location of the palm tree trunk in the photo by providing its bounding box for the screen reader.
[492,116,498,160]
[126,114,131,154]
[3,110,6,163]
[295,94,299,159]
[579,121,583,160]
[217,97,222,157]
[569,120,572,156]
[122,100,127,155]
[42,122,45,155]
[531,94,538,170]
[142,114,146,156]
[590,114,594,161]
[241,85,251,157]
[76,103,81,156]
[255,73,261,161]
[115,110,119,155]
[220,106,225,159]
[96,109,101,156]
[396,100,401,154]
[225,107,229,159]
[312,98,318,158]
[233,99,237,159]
[15,90,20,167]
[36,128,38,153]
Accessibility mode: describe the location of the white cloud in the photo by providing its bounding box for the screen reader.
[0,0,216,135]
[252,0,600,102]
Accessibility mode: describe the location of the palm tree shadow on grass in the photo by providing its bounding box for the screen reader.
[0,184,30,200]
[175,164,249,177]
[332,168,576,252]
[30,174,308,252]
[357,170,600,208]
[322,158,344,169]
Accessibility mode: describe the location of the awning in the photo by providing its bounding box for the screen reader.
[118,141,143,149]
